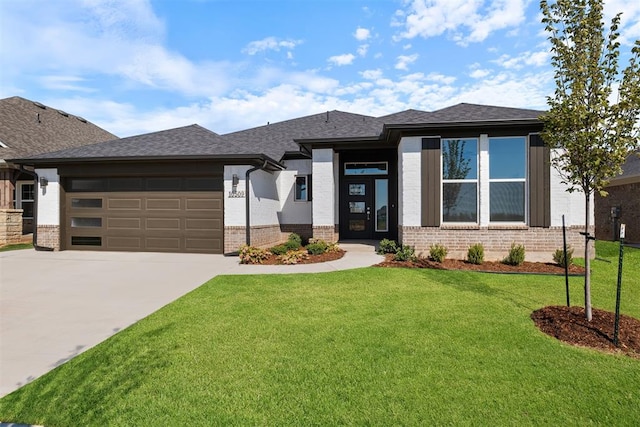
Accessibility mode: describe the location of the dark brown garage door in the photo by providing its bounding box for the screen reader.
[63,177,223,253]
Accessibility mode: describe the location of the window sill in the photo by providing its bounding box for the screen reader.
[488,224,528,230]
[441,224,480,230]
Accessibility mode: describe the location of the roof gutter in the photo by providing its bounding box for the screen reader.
[245,160,269,246]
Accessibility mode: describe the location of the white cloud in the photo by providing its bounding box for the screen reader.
[395,54,419,71]
[393,0,527,45]
[39,75,96,92]
[328,53,356,66]
[242,37,302,55]
[357,44,369,57]
[492,50,550,70]
[354,27,371,41]
[469,69,490,79]
[360,69,383,80]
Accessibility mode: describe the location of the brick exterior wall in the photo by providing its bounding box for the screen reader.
[313,225,339,243]
[0,209,23,246]
[595,182,640,244]
[224,224,313,254]
[36,225,60,250]
[399,225,592,260]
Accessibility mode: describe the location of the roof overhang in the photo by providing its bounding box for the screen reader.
[383,119,544,143]
[295,135,388,155]
[9,153,286,172]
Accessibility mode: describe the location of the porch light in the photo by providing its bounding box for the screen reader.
[39,177,48,188]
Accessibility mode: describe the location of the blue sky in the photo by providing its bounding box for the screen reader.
[1,0,639,137]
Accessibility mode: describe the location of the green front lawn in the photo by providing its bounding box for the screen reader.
[0,242,33,252]
[1,241,638,425]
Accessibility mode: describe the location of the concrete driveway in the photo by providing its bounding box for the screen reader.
[0,244,381,398]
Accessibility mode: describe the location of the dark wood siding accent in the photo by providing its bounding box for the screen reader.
[421,137,441,227]
[528,134,551,227]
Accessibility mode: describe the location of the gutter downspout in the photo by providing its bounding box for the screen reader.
[18,166,52,251]
[245,160,269,246]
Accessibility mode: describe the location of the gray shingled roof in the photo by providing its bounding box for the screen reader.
[222,110,384,160]
[25,124,245,160]
[13,103,546,164]
[424,103,544,122]
[612,152,640,182]
[0,96,117,159]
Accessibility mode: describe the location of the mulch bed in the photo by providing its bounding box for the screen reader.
[532,306,640,358]
[259,249,345,265]
[375,254,585,275]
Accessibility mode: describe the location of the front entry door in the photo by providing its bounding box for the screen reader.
[341,176,389,239]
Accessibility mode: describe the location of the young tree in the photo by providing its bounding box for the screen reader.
[540,0,640,321]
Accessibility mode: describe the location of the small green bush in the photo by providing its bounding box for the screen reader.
[378,238,398,254]
[553,246,574,267]
[277,249,309,265]
[269,244,289,255]
[503,243,525,266]
[467,243,485,265]
[238,245,271,264]
[286,233,302,248]
[306,239,329,255]
[429,243,448,263]
[393,245,416,262]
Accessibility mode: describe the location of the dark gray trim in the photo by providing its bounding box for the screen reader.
[529,133,551,227]
[421,137,441,227]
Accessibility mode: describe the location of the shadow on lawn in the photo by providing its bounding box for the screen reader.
[0,324,175,425]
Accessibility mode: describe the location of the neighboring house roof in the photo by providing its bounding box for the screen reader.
[0,96,117,160]
[12,103,546,166]
[609,152,640,186]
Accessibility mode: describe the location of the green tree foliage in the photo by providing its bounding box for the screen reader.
[540,0,640,320]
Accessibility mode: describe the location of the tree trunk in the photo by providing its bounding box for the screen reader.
[584,192,592,321]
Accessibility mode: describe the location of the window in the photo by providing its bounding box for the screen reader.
[18,183,35,219]
[294,175,309,201]
[489,137,526,222]
[442,139,478,223]
[344,162,388,175]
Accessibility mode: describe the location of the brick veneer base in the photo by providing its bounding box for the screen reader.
[224,224,313,254]
[312,225,339,243]
[37,225,60,250]
[0,209,23,246]
[595,182,640,244]
[399,225,593,259]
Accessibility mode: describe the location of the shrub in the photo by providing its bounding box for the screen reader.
[269,244,289,255]
[553,246,574,267]
[393,245,416,262]
[239,245,271,264]
[277,249,309,265]
[467,243,485,265]
[378,238,398,254]
[306,239,329,255]
[429,243,448,263]
[503,243,525,266]
[286,233,302,248]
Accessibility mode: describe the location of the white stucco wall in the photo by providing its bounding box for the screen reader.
[312,148,335,226]
[277,159,312,224]
[398,137,422,226]
[224,165,280,227]
[478,134,490,226]
[35,168,60,226]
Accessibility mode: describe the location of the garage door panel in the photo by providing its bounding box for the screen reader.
[146,237,181,251]
[107,217,141,229]
[186,198,221,211]
[146,218,181,230]
[65,179,223,254]
[108,199,142,210]
[106,236,142,250]
[147,199,180,210]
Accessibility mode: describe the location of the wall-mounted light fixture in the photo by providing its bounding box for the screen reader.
[39,177,48,187]
[232,174,239,192]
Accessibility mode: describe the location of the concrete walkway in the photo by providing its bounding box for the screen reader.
[0,243,383,398]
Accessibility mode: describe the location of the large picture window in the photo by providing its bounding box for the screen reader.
[489,137,526,222]
[442,138,478,223]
